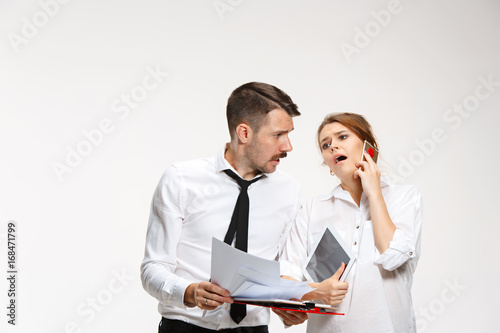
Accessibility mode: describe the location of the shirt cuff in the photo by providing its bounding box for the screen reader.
[160,276,192,309]
[374,229,416,271]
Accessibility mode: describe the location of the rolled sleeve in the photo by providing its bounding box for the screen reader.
[374,186,423,271]
[374,229,416,271]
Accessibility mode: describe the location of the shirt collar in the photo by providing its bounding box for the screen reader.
[319,176,391,201]
[215,143,270,181]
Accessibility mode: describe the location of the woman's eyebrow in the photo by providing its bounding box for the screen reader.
[321,130,347,143]
[319,135,330,144]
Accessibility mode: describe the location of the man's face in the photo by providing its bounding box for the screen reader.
[244,108,294,174]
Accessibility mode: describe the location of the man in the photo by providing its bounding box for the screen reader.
[141,82,307,332]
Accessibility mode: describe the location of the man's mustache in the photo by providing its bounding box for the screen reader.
[272,152,287,160]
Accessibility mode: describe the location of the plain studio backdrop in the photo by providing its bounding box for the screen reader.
[1,0,499,332]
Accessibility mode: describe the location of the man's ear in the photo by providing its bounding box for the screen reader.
[235,123,253,143]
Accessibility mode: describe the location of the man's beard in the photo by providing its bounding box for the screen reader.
[245,142,288,174]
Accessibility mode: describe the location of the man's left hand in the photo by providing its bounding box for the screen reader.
[272,308,308,326]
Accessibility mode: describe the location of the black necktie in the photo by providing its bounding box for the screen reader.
[223,169,263,324]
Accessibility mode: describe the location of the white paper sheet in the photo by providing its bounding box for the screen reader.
[210,238,314,300]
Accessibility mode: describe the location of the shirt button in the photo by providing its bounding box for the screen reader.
[353,241,357,246]
[409,252,413,256]
[225,304,228,310]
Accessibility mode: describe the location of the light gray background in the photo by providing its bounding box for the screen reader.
[1,0,499,332]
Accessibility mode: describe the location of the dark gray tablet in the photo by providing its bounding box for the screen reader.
[304,226,354,282]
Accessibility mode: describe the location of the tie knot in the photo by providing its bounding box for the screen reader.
[223,169,262,190]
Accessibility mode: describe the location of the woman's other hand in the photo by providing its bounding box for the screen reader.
[302,262,349,306]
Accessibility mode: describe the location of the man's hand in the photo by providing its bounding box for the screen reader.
[272,308,308,326]
[184,281,233,310]
[302,262,349,306]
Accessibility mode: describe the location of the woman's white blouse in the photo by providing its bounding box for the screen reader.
[282,178,423,333]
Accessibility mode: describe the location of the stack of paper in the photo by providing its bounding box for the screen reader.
[210,238,313,300]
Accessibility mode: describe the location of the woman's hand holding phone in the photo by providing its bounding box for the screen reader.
[355,141,382,200]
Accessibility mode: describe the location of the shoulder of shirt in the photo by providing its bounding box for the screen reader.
[159,155,217,182]
[170,155,216,170]
[383,182,421,196]
[381,182,423,208]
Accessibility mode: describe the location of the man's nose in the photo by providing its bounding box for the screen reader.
[282,136,293,152]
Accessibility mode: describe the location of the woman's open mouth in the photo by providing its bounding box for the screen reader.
[334,155,347,165]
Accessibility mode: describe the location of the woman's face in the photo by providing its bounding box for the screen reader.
[319,122,364,179]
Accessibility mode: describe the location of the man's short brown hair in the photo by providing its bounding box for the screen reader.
[226,82,300,138]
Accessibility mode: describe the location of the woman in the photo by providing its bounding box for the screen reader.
[282,112,423,332]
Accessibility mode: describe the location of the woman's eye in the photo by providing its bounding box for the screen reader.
[322,143,331,150]
[340,135,347,140]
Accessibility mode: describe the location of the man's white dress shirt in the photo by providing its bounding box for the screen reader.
[282,178,422,333]
[141,146,301,330]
